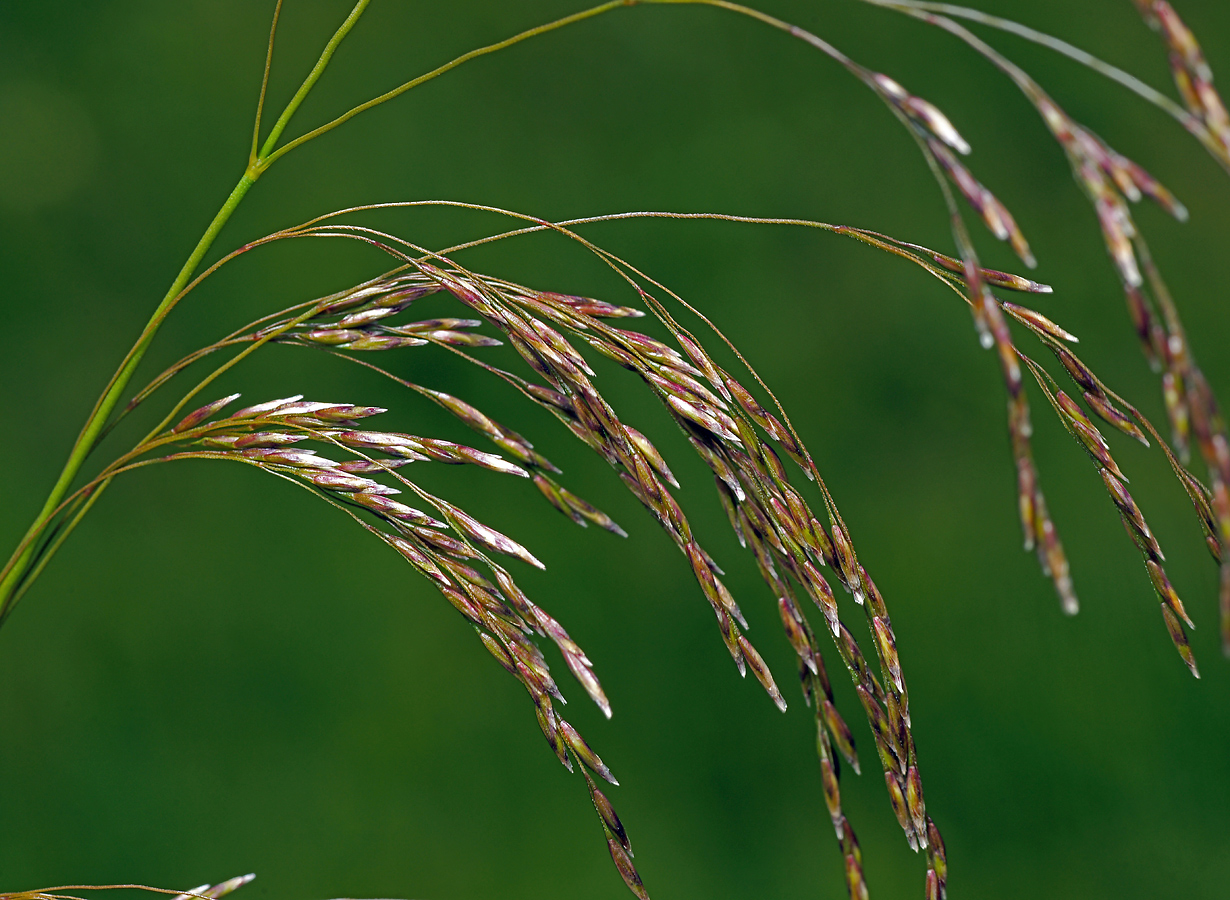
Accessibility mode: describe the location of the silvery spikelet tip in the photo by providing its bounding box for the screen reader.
[173,885,211,900]
[872,73,908,102]
[205,875,256,899]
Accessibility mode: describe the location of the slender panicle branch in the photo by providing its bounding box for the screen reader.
[256,0,634,169]
[250,0,285,166]
[860,0,1212,142]
[257,0,370,159]
[864,0,1230,173]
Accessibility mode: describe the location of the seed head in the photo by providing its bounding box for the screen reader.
[738,634,787,711]
[442,504,545,569]
[930,140,1034,266]
[872,72,970,156]
[871,617,904,695]
[306,471,398,494]
[606,836,650,900]
[173,394,243,432]
[1002,303,1078,343]
[820,756,843,829]
[885,771,916,849]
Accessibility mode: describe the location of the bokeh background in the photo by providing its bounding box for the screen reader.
[2,1,1228,897]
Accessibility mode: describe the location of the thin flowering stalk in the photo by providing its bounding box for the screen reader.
[1019,355,1199,675]
[1,879,256,900]
[295,203,1024,299]
[258,0,975,177]
[253,0,370,161]
[860,0,1230,170]
[858,0,1230,645]
[248,0,284,166]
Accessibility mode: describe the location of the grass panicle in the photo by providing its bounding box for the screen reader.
[4,1,1230,898]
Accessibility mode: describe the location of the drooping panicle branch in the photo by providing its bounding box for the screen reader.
[865,0,1230,656]
[115,221,982,899]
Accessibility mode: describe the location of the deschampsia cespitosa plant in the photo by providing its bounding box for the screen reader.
[3,1,1228,898]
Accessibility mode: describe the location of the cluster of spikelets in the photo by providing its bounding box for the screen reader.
[136,252,952,900]
[94,187,1217,898]
[1135,0,1230,166]
[169,4,1230,898]
[859,0,1230,665]
[5,2,1230,900]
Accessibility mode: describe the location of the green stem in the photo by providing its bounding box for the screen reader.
[0,484,108,627]
[0,0,380,618]
[0,172,256,616]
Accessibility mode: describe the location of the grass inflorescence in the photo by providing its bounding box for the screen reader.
[3,1,1229,898]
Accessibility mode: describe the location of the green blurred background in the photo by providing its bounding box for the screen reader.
[1,1,1228,897]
